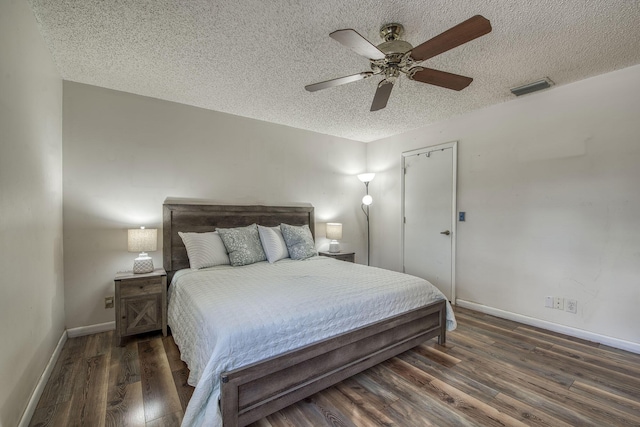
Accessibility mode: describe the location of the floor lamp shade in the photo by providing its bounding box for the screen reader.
[357,173,375,183]
[326,223,342,253]
[128,227,157,273]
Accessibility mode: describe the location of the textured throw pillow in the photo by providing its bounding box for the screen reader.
[280,223,317,260]
[178,231,230,269]
[258,225,290,263]
[217,224,267,266]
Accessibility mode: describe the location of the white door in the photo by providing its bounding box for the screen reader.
[402,142,457,301]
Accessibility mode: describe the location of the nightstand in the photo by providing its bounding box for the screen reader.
[318,251,355,263]
[114,268,167,346]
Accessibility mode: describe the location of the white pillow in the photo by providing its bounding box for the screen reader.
[178,231,230,269]
[258,225,289,263]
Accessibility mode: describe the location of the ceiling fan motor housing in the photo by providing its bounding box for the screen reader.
[377,39,413,55]
[371,24,414,78]
[377,23,413,54]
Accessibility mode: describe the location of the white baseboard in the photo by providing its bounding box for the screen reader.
[67,321,116,338]
[18,330,68,427]
[456,299,640,355]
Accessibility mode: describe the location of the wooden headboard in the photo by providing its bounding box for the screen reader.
[163,203,315,280]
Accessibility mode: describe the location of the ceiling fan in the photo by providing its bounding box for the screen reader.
[305,15,492,111]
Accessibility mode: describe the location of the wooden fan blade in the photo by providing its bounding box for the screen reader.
[410,15,491,62]
[330,29,386,60]
[370,80,394,111]
[305,72,374,92]
[408,67,473,91]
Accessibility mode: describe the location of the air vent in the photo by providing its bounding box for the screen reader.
[510,78,554,96]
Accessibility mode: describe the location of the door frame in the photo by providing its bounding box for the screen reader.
[401,141,457,303]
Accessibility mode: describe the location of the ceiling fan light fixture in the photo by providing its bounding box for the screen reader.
[510,78,554,97]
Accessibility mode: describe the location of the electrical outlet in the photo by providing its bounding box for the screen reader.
[554,297,564,310]
[566,299,577,314]
[105,296,114,309]
[545,296,554,308]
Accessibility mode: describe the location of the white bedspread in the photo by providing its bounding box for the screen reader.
[168,256,456,427]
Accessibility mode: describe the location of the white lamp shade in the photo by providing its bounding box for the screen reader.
[128,227,158,252]
[357,173,375,183]
[326,223,343,240]
[362,194,373,206]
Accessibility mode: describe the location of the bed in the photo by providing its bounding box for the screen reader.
[163,203,456,427]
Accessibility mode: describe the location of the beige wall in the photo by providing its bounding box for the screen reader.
[0,1,64,425]
[62,82,367,329]
[367,64,640,348]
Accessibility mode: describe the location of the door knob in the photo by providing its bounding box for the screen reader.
[440,230,450,235]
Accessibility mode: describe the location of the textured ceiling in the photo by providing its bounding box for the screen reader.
[30,0,640,142]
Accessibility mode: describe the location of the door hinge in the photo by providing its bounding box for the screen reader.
[403,217,406,224]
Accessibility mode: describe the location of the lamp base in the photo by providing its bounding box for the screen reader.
[133,255,154,274]
[329,241,340,253]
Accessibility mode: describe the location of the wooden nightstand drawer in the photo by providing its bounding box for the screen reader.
[119,278,162,297]
[318,251,355,263]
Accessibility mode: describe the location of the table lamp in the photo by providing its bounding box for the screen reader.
[128,226,158,274]
[326,223,343,253]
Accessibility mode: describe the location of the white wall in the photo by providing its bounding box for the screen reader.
[63,82,367,329]
[367,64,640,347]
[0,1,64,425]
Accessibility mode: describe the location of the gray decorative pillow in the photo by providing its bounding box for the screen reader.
[217,224,267,266]
[280,223,317,260]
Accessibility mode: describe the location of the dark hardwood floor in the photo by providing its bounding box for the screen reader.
[30,307,640,426]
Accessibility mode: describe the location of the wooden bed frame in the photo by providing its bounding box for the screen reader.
[163,202,447,427]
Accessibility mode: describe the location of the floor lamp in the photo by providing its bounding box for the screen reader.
[357,173,375,266]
